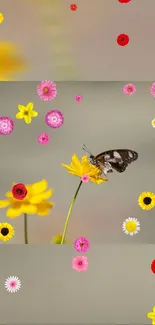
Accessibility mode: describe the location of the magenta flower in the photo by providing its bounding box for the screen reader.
[150,83,155,97]
[37,80,57,101]
[72,256,88,272]
[45,110,64,129]
[74,236,90,252]
[123,83,136,96]
[38,133,50,145]
[75,95,83,102]
[0,117,14,135]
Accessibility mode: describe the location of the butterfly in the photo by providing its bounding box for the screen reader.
[82,145,138,177]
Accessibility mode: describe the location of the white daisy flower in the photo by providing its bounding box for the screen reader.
[152,118,155,128]
[5,276,21,293]
[122,217,140,236]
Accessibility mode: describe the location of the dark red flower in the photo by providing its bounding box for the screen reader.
[151,260,155,273]
[118,0,131,3]
[117,34,129,46]
[70,4,77,11]
[12,183,27,200]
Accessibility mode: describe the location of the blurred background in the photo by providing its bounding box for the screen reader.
[1,0,155,81]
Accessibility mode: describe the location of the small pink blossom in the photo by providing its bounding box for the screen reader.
[0,117,14,135]
[72,256,88,272]
[150,83,155,97]
[81,174,89,183]
[74,237,90,252]
[45,110,64,129]
[37,80,57,101]
[38,133,50,145]
[123,83,136,96]
[75,95,83,102]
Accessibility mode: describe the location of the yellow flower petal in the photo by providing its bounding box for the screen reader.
[16,112,24,119]
[0,13,4,24]
[30,110,38,117]
[31,179,48,196]
[6,204,23,218]
[71,154,82,171]
[20,204,37,214]
[5,191,13,198]
[147,312,155,319]
[26,102,33,111]
[30,189,53,204]
[0,200,11,208]
[24,115,31,124]
[37,202,54,216]
[17,105,25,113]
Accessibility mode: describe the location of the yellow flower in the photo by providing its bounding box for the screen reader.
[0,223,15,241]
[152,119,155,128]
[0,41,27,81]
[62,154,108,184]
[0,179,54,218]
[138,192,155,210]
[16,102,38,124]
[0,13,4,24]
[147,305,155,324]
[51,234,71,244]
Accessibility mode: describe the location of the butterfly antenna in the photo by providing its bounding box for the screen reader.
[82,144,93,155]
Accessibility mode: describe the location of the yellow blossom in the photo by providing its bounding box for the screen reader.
[0,13,4,24]
[0,41,27,81]
[51,234,71,244]
[16,102,38,124]
[0,179,54,218]
[62,154,108,184]
[147,305,155,324]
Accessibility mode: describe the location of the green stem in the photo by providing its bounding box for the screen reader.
[60,181,83,244]
[24,213,28,244]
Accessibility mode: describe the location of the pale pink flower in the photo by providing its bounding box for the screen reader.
[123,83,136,96]
[5,276,21,293]
[81,175,89,183]
[150,83,155,97]
[45,110,64,128]
[74,237,90,252]
[75,95,83,102]
[38,133,50,145]
[37,80,57,101]
[72,256,88,272]
[0,117,14,135]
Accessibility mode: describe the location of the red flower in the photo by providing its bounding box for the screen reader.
[151,260,155,274]
[117,34,129,46]
[118,0,131,3]
[12,183,27,200]
[70,4,77,11]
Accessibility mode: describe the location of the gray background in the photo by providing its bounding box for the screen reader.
[0,82,155,324]
[0,81,154,244]
[1,0,155,80]
[0,245,154,324]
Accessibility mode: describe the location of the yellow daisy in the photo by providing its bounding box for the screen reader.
[62,154,108,184]
[0,13,4,24]
[0,223,15,241]
[0,179,54,218]
[122,217,140,236]
[16,102,38,124]
[147,305,155,325]
[51,234,71,244]
[138,192,155,210]
[0,41,27,81]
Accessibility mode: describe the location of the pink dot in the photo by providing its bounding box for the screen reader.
[81,175,89,183]
[75,95,82,102]
[10,281,16,287]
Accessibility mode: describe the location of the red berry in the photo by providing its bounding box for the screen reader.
[70,4,77,11]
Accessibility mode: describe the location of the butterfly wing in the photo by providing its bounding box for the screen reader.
[96,149,138,173]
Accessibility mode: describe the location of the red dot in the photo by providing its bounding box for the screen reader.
[70,4,77,11]
[151,260,155,273]
[118,0,131,2]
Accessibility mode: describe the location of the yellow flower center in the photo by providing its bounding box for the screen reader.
[44,87,49,93]
[24,109,28,116]
[125,221,137,232]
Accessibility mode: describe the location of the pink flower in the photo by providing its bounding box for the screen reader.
[72,256,88,272]
[150,83,155,97]
[45,110,64,128]
[123,83,136,96]
[74,237,90,252]
[38,133,50,145]
[37,80,57,101]
[81,175,89,183]
[75,95,83,102]
[0,117,14,135]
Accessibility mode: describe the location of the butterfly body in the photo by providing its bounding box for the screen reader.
[88,149,138,175]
